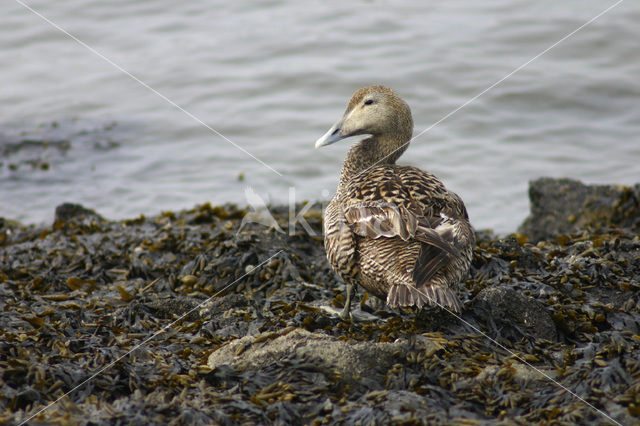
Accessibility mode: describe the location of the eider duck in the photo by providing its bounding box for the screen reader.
[315,85,475,319]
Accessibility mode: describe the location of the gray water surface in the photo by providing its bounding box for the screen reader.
[2,0,639,233]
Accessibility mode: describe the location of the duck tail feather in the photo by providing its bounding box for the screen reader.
[387,284,461,313]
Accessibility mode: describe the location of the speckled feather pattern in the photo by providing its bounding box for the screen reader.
[320,86,475,313]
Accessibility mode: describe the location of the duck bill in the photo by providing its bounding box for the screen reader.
[315,120,344,149]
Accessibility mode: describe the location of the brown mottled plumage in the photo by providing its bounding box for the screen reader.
[315,86,475,319]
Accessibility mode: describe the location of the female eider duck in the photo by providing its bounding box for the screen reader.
[315,85,475,319]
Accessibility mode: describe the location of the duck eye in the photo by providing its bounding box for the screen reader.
[364,99,374,105]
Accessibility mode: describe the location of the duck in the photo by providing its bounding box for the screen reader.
[315,85,475,319]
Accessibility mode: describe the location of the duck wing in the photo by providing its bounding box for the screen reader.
[343,202,458,257]
[343,166,460,257]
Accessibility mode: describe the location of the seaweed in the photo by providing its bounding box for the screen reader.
[1,179,639,424]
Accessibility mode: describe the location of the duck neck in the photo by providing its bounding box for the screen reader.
[338,134,410,190]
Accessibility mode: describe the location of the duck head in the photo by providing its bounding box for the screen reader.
[315,85,413,149]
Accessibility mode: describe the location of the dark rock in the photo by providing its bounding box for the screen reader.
[473,286,558,341]
[54,202,104,223]
[519,177,640,241]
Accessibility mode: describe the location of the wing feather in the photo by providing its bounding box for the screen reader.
[341,164,469,296]
[343,203,458,256]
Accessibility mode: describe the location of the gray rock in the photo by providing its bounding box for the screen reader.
[474,285,557,341]
[207,328,436,386]
[518,177,640,242]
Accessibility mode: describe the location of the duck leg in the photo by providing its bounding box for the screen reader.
[340,282,354,320]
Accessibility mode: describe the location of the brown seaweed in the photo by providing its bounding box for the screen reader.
[1,179,639,424]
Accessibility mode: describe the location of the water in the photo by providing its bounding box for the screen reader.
[2,0,639,233]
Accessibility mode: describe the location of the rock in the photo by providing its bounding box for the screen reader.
[207,328,433,388]
[518,177,640,241]
[54,202,104,223]
[473,286,557,341]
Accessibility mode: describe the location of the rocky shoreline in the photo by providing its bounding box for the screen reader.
[1,177,639,425]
